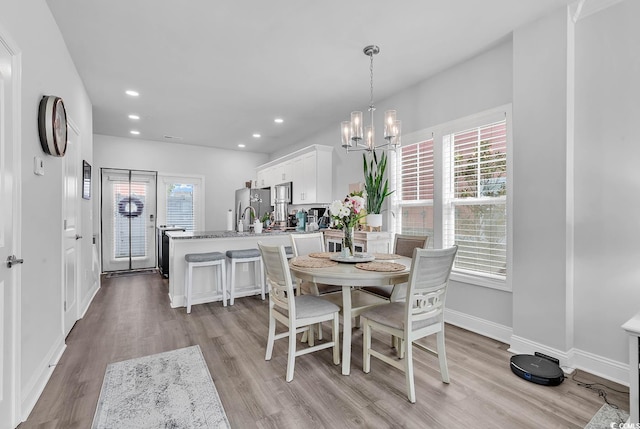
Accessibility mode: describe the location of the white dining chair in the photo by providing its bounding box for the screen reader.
[258,242,340,382]
[289,232,341,296]
[362,234,429,302]
[361,245,457,403]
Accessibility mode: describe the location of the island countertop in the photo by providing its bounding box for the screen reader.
[166,228,309,240]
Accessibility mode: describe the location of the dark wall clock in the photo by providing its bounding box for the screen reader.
[38,95,68,157]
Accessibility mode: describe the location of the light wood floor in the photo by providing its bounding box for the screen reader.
[19,272,629,428]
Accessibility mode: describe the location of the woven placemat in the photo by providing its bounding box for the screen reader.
[308,252,338,259]
[291,256,339,268]
[372,253,402,260]
[355,261,407,272]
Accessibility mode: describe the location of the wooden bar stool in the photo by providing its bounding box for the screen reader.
[184,251,227,313]
[226,248,265,305]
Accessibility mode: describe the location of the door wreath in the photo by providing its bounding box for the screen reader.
[118,196,144,218]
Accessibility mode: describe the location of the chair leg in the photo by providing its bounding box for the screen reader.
[259,258,265,300]
[317,322,323,340]
[265,309,276,361]
[437,330,450,384]
[362,318,371,373]
[308,324,315,347]
[220,262,227,307]
[405,337,416,403]
[229,259,236,305]
[332,314,340,365]
[286,323,297,382]
[185,263,193,314]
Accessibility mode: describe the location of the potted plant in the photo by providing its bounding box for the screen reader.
[363,150,393,228]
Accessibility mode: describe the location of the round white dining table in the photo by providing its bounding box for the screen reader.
[288,255,411,375]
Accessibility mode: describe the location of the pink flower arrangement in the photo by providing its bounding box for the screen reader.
[329,195,366,228]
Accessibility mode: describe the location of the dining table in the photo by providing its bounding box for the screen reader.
[288,252,411,375]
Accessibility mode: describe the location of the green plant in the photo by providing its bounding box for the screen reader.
[260,212,270,223]
[363,150,394,214]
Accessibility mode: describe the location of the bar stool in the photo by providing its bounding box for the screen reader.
[184,251,227,313]
[226,248,265,305]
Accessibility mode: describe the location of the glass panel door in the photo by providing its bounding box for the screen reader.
[101,168,157,272]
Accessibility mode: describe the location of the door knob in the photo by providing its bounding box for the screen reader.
[75,234,83,240]
[6,255,24,268]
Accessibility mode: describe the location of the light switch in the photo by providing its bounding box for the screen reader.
[34,156,45,176]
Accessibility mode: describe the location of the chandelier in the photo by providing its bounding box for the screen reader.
[341,45,401,152]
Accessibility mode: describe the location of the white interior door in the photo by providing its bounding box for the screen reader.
[0,33,20,429]
[62,123,80,336]
[101,169,157,272]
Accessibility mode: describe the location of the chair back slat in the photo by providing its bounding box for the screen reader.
[258,243,295,313]
[290,232,325,256]
[394,234,429,258]
[405,246,457,326]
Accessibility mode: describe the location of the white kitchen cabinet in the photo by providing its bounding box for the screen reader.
[255,145,333,205]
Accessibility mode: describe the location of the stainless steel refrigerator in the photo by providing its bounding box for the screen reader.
[235,188,272,231]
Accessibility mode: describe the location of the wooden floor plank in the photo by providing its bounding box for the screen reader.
[18,273,629,428]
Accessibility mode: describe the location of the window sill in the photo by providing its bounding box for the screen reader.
[450,271,511,292]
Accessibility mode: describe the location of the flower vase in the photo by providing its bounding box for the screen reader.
[342,226,355,257]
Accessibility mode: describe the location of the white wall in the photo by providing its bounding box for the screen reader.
[93,134,269,234]
[574,0,640,365]
[273,38,515,332]
[0,0,94,420]
[271,1,640,384]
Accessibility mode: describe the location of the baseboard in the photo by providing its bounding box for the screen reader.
[571,347,629,387]
[443,311,629,386]
[509,335,629,386]
[444,308,513,344]
[80,281,100,319]
[21,336,66,421]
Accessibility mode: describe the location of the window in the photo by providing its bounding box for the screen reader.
[393,137,435,246]
[158,175,204,231]
[391,106,511,289]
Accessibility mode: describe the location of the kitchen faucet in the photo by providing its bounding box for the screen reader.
[241,206,257,222]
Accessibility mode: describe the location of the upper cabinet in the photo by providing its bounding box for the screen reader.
[255,145,333,205]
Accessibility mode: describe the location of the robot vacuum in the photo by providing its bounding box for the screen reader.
[510,353,565,386]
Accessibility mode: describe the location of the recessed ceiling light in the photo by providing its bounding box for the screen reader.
[128,114,140,120]
[238,144,246,148]
[274,118,284,124]
[252,133,261,138]
[130,130,140,135]
[125,90,139,97]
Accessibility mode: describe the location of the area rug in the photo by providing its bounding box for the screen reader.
[584,404,629,429]
[92,345,230,429]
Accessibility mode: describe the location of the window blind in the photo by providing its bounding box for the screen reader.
[166,183,195,231]
[394,138,435,242]
[445,119,507,278]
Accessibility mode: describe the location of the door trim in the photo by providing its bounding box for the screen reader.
[61,118,81,336]
[0,27,22,428]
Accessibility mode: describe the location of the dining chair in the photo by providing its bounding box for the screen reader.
[361,245,457,403]
[289,232,341,296]
[258,242,340,382]
[362,234,429,302]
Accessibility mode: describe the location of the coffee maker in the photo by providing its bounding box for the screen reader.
[273,182,291,229]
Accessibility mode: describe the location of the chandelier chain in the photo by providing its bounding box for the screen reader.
[369,51,375,110]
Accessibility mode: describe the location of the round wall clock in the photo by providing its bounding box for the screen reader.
[38,95,68,157]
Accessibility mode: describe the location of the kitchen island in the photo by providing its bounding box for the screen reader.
[166,229,295,309]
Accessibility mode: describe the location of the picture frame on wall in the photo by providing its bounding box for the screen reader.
[82,160,91,200]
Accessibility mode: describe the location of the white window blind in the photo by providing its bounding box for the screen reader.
[394,139,435,243]
[444,119,507,278]
[158,175,203,232]
[166,183,195,231]
[113,182,148,258]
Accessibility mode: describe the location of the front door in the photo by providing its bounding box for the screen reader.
[0,32,20,429]
[101,169,157,272]
[63,123,80,336]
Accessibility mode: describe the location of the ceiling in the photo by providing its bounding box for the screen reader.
[46,0,574,154]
